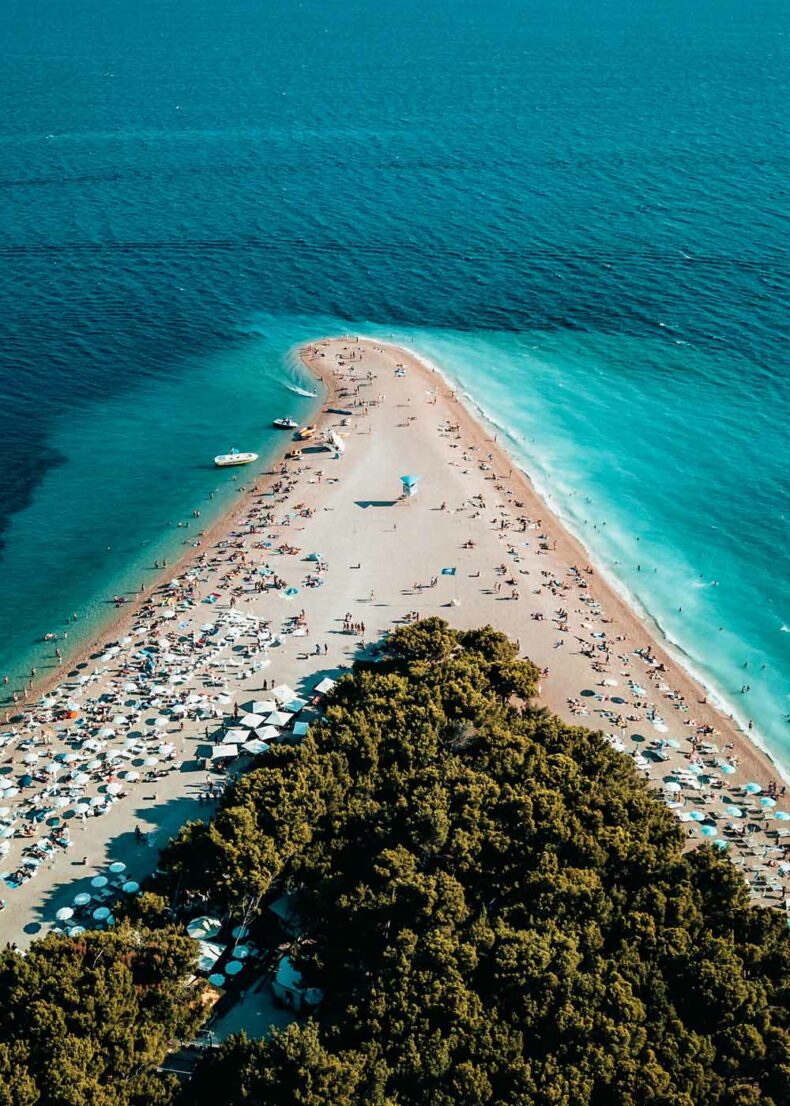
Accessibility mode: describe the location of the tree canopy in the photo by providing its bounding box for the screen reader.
[165,619,790,1106]
[0,925,201,1106]
[1,621,786,1105]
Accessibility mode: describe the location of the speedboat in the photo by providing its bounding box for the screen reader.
[214,449,259,468]
[272,417,299,430]
[296,425,317,440]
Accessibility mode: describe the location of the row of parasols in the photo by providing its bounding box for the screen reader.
[53,861,141,932]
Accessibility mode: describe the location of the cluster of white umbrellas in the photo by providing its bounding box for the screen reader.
[204,680,322,764]
[51,859,142,935]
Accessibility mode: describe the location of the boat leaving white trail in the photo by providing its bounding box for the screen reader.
[284,383,318,398]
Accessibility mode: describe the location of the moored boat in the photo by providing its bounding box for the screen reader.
[214,449,259,468]
[272,418,299,430]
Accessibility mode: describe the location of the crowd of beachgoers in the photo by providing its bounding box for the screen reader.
[1,336,787,950]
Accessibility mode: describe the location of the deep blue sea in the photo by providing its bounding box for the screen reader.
[1,1,788,766]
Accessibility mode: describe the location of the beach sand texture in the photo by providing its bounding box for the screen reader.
[1,337,787,947]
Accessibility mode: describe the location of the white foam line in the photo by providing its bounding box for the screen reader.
[358,330,790,784]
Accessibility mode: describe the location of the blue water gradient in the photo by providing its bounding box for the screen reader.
[0,0,787,763]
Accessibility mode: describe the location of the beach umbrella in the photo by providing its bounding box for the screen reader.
[186,916,222,940]
[109,861,126,874]
[713,838,729,851]
[265,710,293,728]
[23,752,39,764]
[775,811,790,822]
[232,945,250,959]
[73,891,92,906]
[253,725,280,742]
[271,683,296,705]
[725,805,744,818]
[239,713,264,729]
[86,759,102,771]
[143,756,159,767]
[231,924,249,939]
[760,796,777,808]
[197,941,224,972]
[90,796,106,807]
[224,960,243,976]
[73,802,90,815]
[699,824,718,837]
[106,782,123,796]
[72,772,90,785]
[207,973,225,988]
[91,875,108,888]
[70,925,86,936]
[243,739,270,755]
[122,880,140,893]
[744,782,762,794]
[718,761,736,775]
[124,771,140,782]
[249,700,275,715]
[92,906,111,921]
[55,906,74,921]
[99,727,115,738]
[687,811,706,822]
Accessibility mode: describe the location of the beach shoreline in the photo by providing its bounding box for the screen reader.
[0,357,339,723]
[334,336,784,789]
[2,334,787,950]
[376,337,788,786]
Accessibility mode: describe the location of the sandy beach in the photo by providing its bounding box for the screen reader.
[1,336,788,949]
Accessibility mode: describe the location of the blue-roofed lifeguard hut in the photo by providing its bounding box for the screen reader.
[400,474,420,498]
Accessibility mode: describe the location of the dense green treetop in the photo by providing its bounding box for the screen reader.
[1,621,786,1105]
[0,925,200,1106]
[162,620,790,1106]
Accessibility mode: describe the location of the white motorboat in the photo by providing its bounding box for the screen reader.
[214,449,258,468]
[272,418,299,430]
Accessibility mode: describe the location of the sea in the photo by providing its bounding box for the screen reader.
[1,0,788,769]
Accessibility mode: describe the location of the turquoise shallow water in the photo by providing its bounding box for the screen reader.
[0,0,788,766]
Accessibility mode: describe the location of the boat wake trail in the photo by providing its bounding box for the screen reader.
[284,382,317,398]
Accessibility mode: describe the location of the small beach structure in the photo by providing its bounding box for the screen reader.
[400,474,420,498]
[272,955,323,1012]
